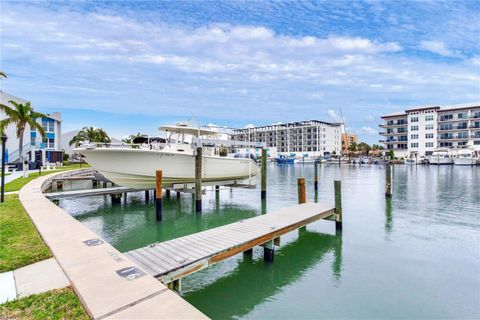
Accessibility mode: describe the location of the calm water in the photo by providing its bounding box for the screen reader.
[59,164,480,319]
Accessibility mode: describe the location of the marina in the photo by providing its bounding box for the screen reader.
[55,163,479,319]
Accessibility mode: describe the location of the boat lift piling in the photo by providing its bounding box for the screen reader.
[385,164,392,197]
[261,148,267,200]
[334,180,343,230]
[156,170,163,221]
[314,162,319,191]
[195,147,202,213]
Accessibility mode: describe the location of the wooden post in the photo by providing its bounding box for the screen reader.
[385,164,392,197]
[334,180,342,230]
[166,189,171,198]
[263,240,274,263]
[314,162,318,191]
[145,190,150,202]
[195,147,202,213]
[56,180,63,189]
[103,181,107,188]
[297,178,306,204]
[156,170,163,221]
[176,190,181,199]
[123,193,127,203]
[92,180,98,187]
[111,193,121,204]
[261,148,267,199]
[215,185,220,193]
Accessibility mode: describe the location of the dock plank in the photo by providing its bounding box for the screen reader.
[125,202,336,283]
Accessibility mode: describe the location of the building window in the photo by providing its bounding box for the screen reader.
[440,114,453,121]
[411,117,418,122]
[425,124,434,130]
[425,133,434,139]
[411,134,418,139]
[411,126,418,131]
[425,115,434,121]
[411,143,418,148]
[426,142,434,148]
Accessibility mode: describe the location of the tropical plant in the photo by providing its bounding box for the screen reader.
[357,142,371,156]
[387,149,395,160]
[122,132,143,144]
[0,100,47,162]
[348,141,357,157]
[69,127,111,147]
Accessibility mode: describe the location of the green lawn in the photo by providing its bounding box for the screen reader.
[0,194,51,272]
[4,163,90,192]
[0,287,89,320]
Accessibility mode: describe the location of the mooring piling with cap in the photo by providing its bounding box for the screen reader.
[156,170,163,221]
[195,147,203,212]
[385,164,392,197]
[334,180,342,230]
[314,162,318,191]
[261,148,267,200]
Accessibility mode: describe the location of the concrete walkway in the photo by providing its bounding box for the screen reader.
[19,169,207,319]
[0,258,70,304]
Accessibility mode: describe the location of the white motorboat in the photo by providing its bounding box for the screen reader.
[453,149,478,166]
[74,124,261,189]
[404,155,426,165]
[429,149,453,165]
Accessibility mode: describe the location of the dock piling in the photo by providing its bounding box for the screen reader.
[156,170,163,221]
[195,147,202,213]
[111,193,121,204]
[166,189,171,198]
[263,240,274,263]
[314,162,318,191]
[297,178,306,204]
[145,190,150,202]
[176,190,181,199]
[334,180,342,230]
[385,164,392,197]
[261,148,267,199]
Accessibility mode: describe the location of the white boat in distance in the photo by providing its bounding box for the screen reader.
[74,124,261,189]
[429,149,454,165]
[453,149,479,166]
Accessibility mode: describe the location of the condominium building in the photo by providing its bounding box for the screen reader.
[380,102,480,157]
[231,120,342,157]
[1,91,63,165]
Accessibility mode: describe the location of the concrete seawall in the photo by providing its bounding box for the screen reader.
[19,169,207,319]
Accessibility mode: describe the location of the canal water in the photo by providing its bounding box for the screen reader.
[59,164,480,319]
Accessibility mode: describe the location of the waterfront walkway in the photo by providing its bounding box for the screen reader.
[125,202,336,285]
[0,258,70,304]
[19,170,206,319]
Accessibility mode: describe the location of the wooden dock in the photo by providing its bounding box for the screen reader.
[124,202,337,287]
[45,186,140,200]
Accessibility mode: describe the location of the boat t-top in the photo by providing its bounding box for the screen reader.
[74,123,261,189]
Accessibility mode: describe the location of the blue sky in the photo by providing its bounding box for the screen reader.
[1,0,479,143]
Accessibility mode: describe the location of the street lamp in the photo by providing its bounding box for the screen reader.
[1,133,7,203]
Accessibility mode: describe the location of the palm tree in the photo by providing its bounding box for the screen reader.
[122,132,143,144]
[0,100,47,163]
[348,141,357,158]
[0,71,6,79]
[69,127,111,147]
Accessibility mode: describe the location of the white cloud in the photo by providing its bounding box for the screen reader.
[244,124,255,128]
[362,126,377,134]
[419,40,455,57]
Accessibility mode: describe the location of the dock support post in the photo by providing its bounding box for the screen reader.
[297,178,306,204]
[92,180,98,187]
[385,164,392,197]
[334,180,342,230]
[167,279,182,293]
[263,240,274,263]
[314,162,318,191]
[166,189,171,198]
[156,170,163,221]
[103,181,107,188]
[145,190,150,202]
[111,193,121,204]
[261,148,267,200]
[176,190,181,199]
[123,193,127,203]
[56,180,63,189]
[243,248,253,256]
[195,147,202,213]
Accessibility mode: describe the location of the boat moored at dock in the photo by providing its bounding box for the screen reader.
[74,123,261,189]
[453,149,479,166]
[429,149,454,165]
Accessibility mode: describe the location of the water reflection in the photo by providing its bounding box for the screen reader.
[184,230,343,319]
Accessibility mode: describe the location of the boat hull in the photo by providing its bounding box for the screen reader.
[76,148,260,189]
[429,158,453,165]
[453,158,478,166]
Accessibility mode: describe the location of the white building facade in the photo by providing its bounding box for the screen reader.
[231,120,342,157]
[1,91,63,165]
[380,102,480,157]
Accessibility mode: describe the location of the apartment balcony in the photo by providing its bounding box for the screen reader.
[439,136,469,141]
[379,123,408,128]
[438,117,469,123]
[438,126,469,131]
